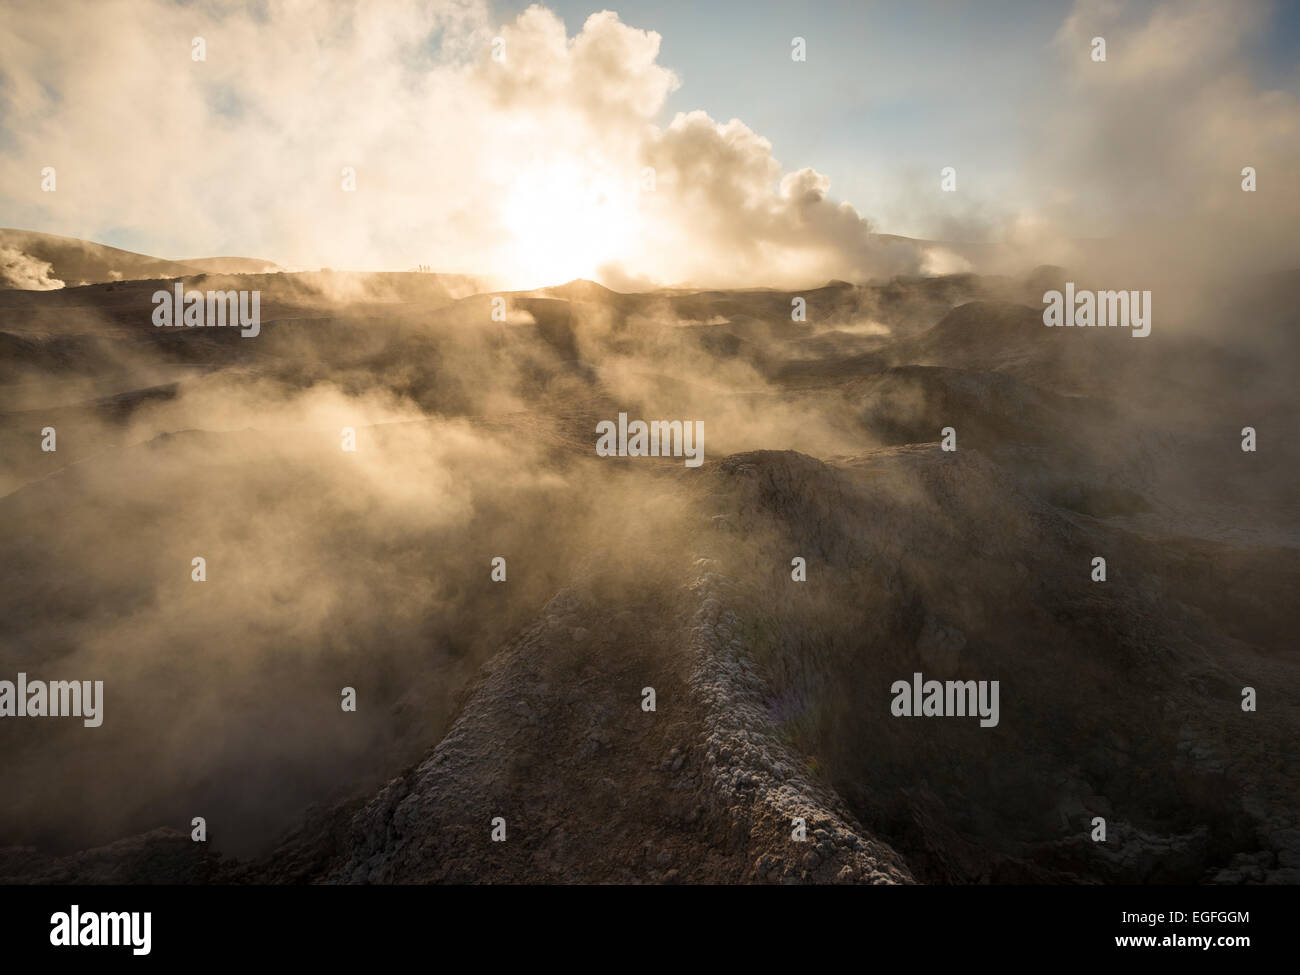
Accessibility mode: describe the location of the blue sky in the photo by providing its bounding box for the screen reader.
[497,0,1300,239]
[5,0,1297,275]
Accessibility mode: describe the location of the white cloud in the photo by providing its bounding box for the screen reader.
[0,0,923,288]
[0,246,64,289]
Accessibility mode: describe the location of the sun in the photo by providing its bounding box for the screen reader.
[499,158,640,288]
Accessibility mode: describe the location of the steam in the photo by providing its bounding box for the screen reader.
[0,0,925,289]
[0,246,64,290]
[0,0,1295,871]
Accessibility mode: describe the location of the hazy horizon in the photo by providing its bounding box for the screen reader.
[3,0,1299,290]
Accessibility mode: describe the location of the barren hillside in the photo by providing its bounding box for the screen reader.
[0,259,1295,884]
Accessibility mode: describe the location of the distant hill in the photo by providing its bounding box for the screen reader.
[174,256,282,275]
[0,229,279,289]
[541,278,624,301]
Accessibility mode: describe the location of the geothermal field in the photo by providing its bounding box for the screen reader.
[0,1,1297,914]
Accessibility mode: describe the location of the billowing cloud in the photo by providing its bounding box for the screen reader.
[0,246,64,289]
[0,0,922,289]
[631,112,921,286]
[1,0,1294,291]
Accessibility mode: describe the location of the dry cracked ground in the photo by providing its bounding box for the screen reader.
[0,250,1296,884]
